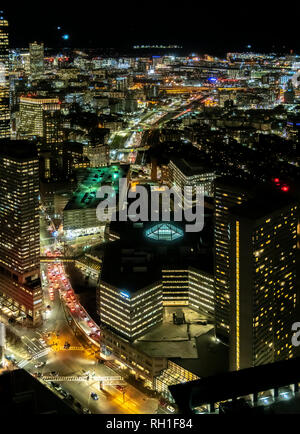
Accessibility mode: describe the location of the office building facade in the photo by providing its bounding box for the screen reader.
[29,42,44,75]
[168,159,216,199]
[98,281,163,341]
[188,268,215,317]
[229,199,298,371]
[0,140,43,323]
[18,96,61,140]
[0,13,10,139]
[161,267,214,317]
[162,268,189,306]
[214,178,251,340]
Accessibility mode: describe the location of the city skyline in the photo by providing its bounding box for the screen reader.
[0,5,300,420]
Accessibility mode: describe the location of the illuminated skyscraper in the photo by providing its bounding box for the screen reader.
[18,95,61,141]
[229,195,298,371]
[0,12,10,138]
[214,177,252,340]
[0,140,43,323]
[29,41,44,75]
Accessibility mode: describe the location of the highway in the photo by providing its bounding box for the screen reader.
[109,91,210,163]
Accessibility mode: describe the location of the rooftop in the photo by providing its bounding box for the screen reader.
[100,216,213,293]
[0,140,38,160]
[134,306,215,359]
[170,158,214,176]
[169,356,300,412]
[64,165,127,211]
[215,174,255,194]
[0,369,76,414]
[230,190,296,220]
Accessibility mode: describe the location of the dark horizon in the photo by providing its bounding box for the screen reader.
[2,3,300,56]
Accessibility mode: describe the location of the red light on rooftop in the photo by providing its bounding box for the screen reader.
[281,185,290,192]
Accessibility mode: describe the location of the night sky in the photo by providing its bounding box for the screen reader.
[2,2,300,55]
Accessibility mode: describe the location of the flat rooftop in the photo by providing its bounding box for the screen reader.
[230,191,296,220]
[171,158,214,176]
[134,306,214,359]
[172,328,229,378]
[169,356,300,412]
[215,174,255,194]
[64,165,126,211]
[0,139,38,160]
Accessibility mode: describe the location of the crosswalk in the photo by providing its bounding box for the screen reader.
[42,375,124,383]
[17,348,50,369]
[18,359,30,369]
[50,346,84,351]
[32,348,50,360]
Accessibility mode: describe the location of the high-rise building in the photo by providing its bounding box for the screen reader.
[0,12,10,139]
[214,177,252,340]
[18,95,61,141]
[0,140,43,323]
[43,110,63,149]
[229,194,298,371]
[29,42,44,76]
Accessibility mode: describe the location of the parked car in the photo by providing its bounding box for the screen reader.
[59,389,68,398]
[91,393,99,401]
[50,381,61,391]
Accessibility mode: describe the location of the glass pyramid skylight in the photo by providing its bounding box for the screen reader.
[145,223,184,241]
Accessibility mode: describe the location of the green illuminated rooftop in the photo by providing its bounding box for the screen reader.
[64,165,126,211]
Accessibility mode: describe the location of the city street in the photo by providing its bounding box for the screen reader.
[2,234,159,414]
